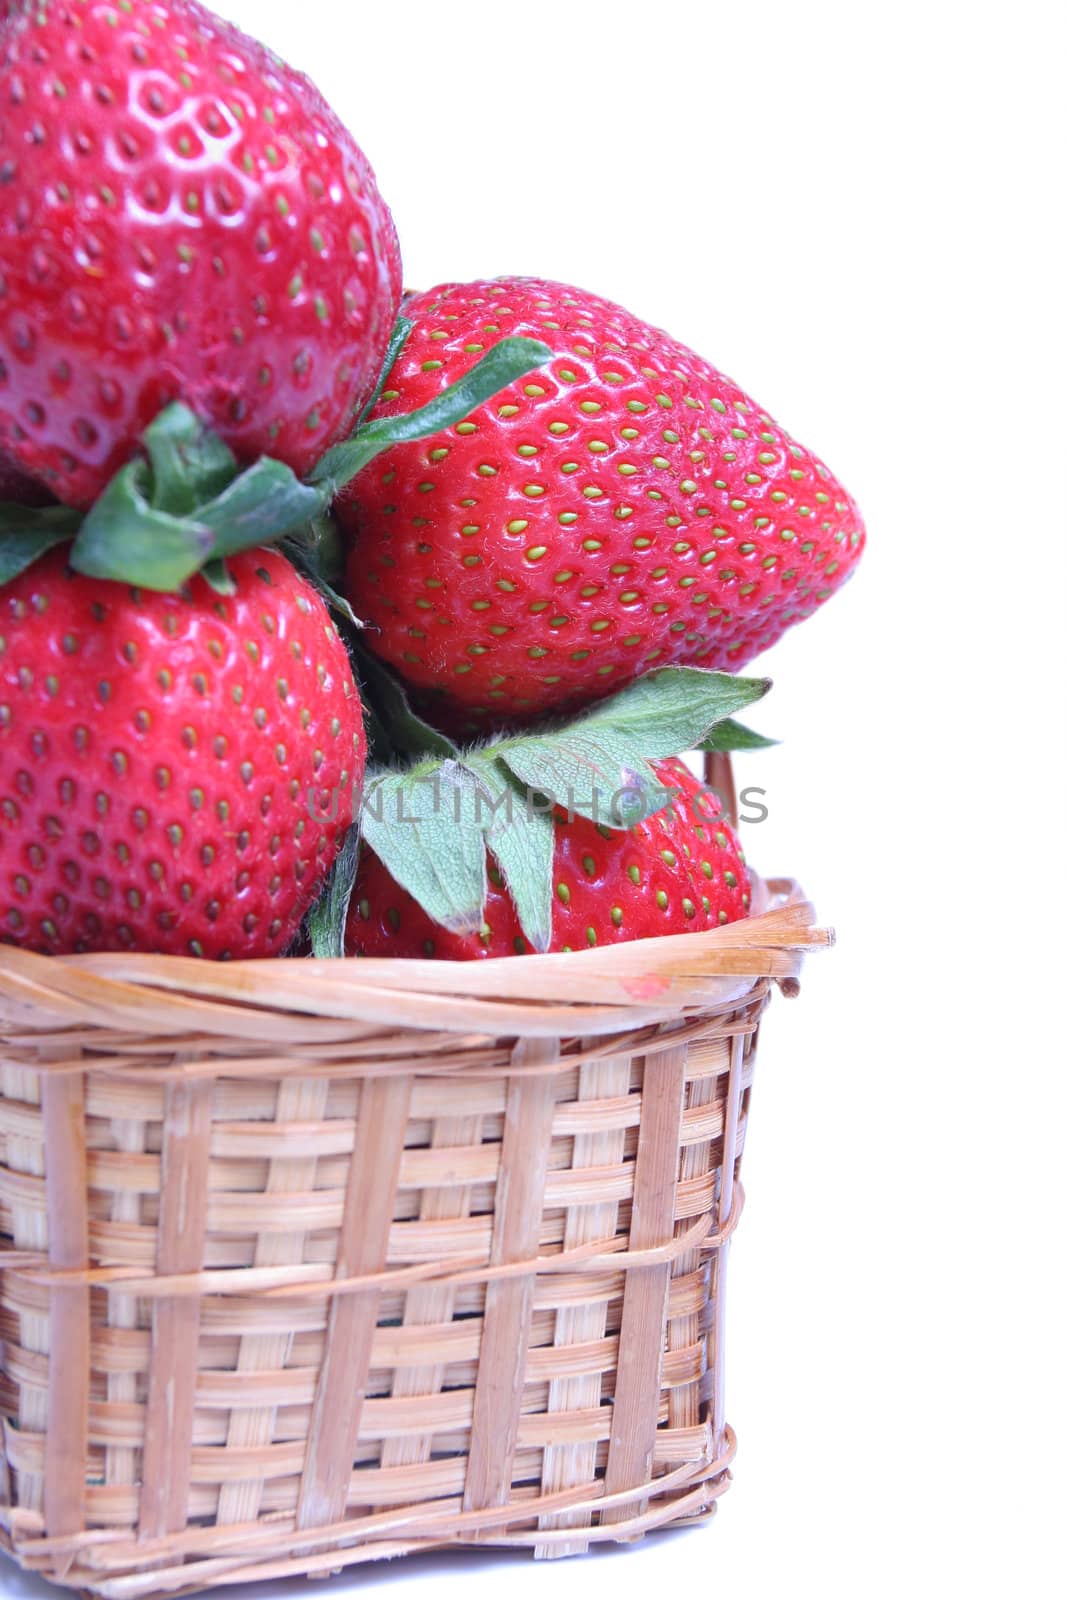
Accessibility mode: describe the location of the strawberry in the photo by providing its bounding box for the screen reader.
[0,544,364,956]
[339,276,865,729]
[347,757,749,959]
[0,0,401,509]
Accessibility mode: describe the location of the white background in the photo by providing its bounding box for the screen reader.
[8,1,1065,1597]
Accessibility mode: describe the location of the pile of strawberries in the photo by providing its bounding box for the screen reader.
[0,0,865,964]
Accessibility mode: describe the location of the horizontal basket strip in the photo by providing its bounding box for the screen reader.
[2,1437,735,1596]
[7,1436,736,1562]
[0,1263,715,1359]
[0,1001,765,1087]
[0,890,829,1043]
[1,1472,734,1596]
[1,1192,743,1302]
[92,1483,726,1598]
[0,1332,709,1426]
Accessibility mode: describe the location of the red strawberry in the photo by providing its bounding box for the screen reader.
[339,277,864,729]
[347,757,749,959]
[0,545,364,956]
[0,0,401,508]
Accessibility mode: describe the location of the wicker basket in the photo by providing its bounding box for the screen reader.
[0,866,829,1598]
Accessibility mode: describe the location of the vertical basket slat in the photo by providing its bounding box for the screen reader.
[709,1033,746,1451]
[536,1048,633,1557]
[106,1114,148,1491]
[297,1074,413,1532]
[139,1079,214,1541]
[380,1107,484,1472]
[1,1062,48,1519]
[602,1040,689,1528]
[464,1038,560,1513]
[217,1074,330,1529]
[41,1071,90,1544]
[667,1032,730,1434]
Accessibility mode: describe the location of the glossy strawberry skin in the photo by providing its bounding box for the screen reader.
[347,758,749,960]
[340,277,864,729]
[0,546,365,956]
[0,0,401,509]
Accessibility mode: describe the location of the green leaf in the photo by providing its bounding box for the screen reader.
[307,825,361,958]
[484,669,772,833]
[700,718,778,753]
[348,668,778,942]
[354,648,458,763]
[494,730,664,829]
[360,760,488,934]
[142,403,238,515]
[572,667,771,756]
[0,504,81,584]
[466,753,555,953]
[70,461,216,589]
[200,557,236,596]
[309,336,553,493]
[196,458,327,558]
[70,456,327,591]
[357,314,415,426]
[358,750,557,949]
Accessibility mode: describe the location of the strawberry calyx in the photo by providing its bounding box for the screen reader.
[0,502,82,587]
[74,409,326,593]
[0,324,551,593]
[309,665,770,958]
[701,718,778,753]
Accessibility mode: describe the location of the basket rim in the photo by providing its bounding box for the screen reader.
[0,877,831,1041]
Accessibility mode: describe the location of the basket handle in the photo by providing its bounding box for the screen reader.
[704,749,739,825]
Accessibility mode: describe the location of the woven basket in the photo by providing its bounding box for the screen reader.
[0,853,830,1598]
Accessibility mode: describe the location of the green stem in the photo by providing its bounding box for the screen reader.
[309,336,552,497]
[356,314,414,427]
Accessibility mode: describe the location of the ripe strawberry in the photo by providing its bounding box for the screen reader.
[0,545,364,956]
[0,0,401,509]
[339,277,864,729]
[347,757,749,959]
